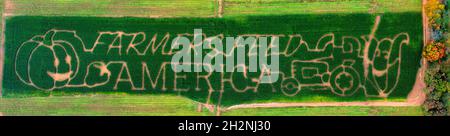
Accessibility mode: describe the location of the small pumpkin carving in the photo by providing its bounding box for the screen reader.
[15,30,80,91]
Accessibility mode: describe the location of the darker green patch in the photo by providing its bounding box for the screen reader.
[2,12,422,106]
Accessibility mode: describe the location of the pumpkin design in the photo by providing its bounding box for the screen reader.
[15,30,80,91]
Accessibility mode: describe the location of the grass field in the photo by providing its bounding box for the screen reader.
[0,95,209,116]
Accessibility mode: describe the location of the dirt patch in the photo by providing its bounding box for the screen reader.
[0,112,3,116]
